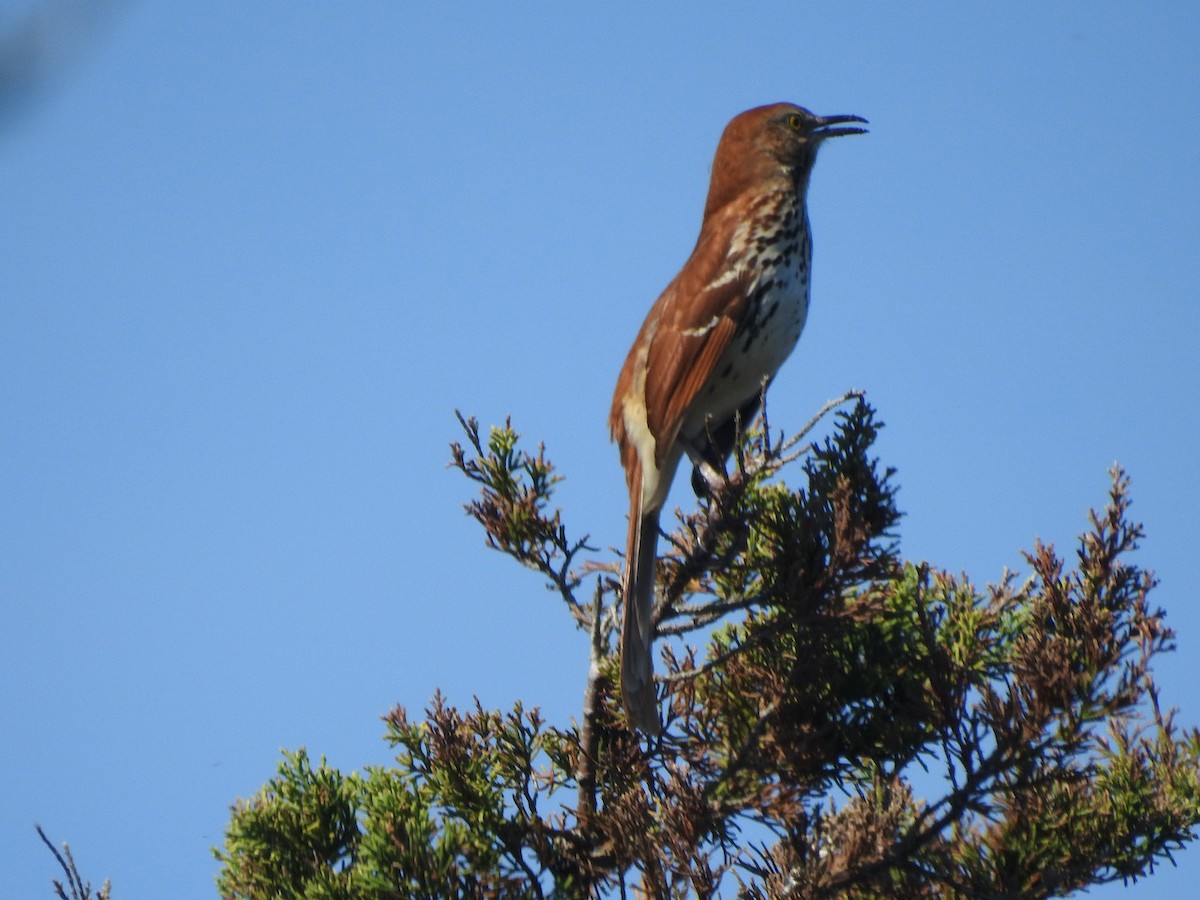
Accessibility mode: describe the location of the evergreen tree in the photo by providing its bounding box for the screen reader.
[213,396,1200,898]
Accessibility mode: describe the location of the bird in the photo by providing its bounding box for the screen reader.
[609,102,866,733]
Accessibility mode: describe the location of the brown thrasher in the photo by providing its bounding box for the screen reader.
[610,103,866,732]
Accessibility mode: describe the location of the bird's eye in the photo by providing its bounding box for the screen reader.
[786,113,804,131]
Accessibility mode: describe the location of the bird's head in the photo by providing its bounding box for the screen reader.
[704,103,867,218]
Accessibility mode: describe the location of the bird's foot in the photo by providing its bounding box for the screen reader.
[690,459,726,498]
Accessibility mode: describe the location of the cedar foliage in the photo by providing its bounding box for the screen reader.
[214,396,1200,898]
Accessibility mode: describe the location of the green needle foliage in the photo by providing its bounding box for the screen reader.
[214,395,1200,898]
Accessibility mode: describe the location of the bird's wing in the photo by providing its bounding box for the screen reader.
[643,242,751,469]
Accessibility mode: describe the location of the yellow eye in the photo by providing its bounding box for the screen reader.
[787,113,804,131]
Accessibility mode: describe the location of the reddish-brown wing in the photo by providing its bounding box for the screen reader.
[641,223,752,469]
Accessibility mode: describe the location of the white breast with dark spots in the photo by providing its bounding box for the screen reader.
[687,207,812,431]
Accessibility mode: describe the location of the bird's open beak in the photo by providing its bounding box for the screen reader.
[811,114,869,139]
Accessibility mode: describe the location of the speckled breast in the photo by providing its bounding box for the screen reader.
[684,208,813,437]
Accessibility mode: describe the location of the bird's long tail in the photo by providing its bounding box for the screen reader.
[621,497,662,734]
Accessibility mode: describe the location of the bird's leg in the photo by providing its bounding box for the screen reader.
[678,432,727,498]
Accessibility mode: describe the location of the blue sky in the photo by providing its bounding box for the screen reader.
[3,3,1198,896]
